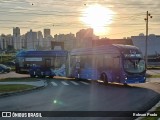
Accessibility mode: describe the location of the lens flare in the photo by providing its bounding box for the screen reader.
[81,4,115,35]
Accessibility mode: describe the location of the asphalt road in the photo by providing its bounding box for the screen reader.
[0,77,160,120]
[0,72,160,120]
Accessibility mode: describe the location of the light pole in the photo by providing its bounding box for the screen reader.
[144,11,152,69]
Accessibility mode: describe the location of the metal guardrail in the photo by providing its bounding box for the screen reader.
[148,62,160,67]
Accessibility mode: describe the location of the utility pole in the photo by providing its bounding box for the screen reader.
[144,11,152,69]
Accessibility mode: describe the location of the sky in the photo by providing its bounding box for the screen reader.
[0,0,160,39]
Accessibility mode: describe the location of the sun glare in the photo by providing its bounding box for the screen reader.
[81,4,114,35]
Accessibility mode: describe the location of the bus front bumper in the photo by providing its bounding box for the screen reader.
[123,76,146,84]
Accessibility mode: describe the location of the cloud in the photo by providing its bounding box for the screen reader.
[0,0,160,37]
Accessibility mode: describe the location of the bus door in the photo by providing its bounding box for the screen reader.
[45,59,51,67]
[112,57,121,82]
[75,56,81,78]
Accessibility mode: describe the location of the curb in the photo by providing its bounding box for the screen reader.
[0,80,47,98]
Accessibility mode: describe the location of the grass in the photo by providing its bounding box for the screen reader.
[141,107,160,120]
[147,74,160,78]
[0,77,39,93]
[0,84,35,93]
[0,55,15,63]
[0,77,40,82]
[147,67,160,70]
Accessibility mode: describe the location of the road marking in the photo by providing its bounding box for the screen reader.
[70,81,79,85]
[61,81,69,85]
[80,81,89,85]
[51,81,89,86]
[51,82,58,86]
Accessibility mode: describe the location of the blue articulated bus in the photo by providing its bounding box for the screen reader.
[69,44,146,84]
[15,50,68,78]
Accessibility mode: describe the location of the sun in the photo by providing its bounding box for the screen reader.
[80,4,114,35]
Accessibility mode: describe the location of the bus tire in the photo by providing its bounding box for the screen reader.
[49,75,54,78]
[38,74,45,78]
[123,83,128,86]
[30,74,36,78]
[100,73,108,84]
[39,74,45,78]
[37,70,45,78]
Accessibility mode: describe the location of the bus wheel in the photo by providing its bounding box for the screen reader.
[123,83,128,86]
[49,75,53,78]
[38,71,45,78]
[30,74,36,78]
[37,75,43,78]
[37,73,45,78]
[100,73,108,84]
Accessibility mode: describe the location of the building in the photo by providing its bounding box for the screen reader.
[51,41,64,50]
[13,27,21,50]
[13,27,20,36]
[54,33,76,50]
[0,34,7,50]
[0,34,14,51]
[44,29,50,38]
[131,34,160,58]
[6,34,14,51]
[43,29,54,50]
[93,38,133,47]
[37,31,44,49]
[76,28,98,48]
[21,35,26,49]
[25,29,38,50]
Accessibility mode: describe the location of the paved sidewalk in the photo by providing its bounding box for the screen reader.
[147,78,160,83]
[146,70,160,83]
[147,69,160,75]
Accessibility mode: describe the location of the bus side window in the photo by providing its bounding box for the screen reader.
[45,59,51,67]
[54,57,64,68]
[70,56,76,73]
[96,55,103,70]
[113,57,120,70]
[104,55,113,70]
[91,55,96,68]
[71,56,76,68]
[86,55,92,68]
[80,56,85,69]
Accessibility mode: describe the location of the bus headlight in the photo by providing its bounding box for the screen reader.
[125,77,127,80]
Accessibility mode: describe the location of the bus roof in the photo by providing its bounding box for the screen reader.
[113,44,141,52]
[16,50,68,57]
[70,44,142,56]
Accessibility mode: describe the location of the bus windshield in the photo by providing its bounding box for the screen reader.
[124,59,145,74]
